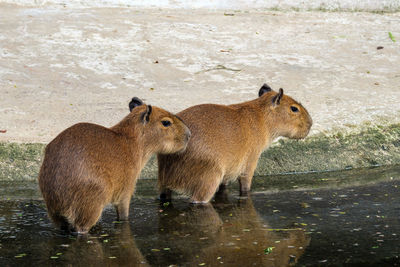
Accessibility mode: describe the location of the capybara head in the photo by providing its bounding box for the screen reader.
[129,97,191,154]
[258,84,312,139]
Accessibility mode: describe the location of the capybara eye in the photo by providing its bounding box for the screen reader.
[290,106,299,112]
[161,120,172,127]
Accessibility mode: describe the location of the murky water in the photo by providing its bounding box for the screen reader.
[1,166,399,266]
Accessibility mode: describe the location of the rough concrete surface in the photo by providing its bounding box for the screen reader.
[0,4,399,179]
[1,5,399,143]
[1,0,400,12]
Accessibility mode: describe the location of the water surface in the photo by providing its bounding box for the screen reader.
[1,166,399,266]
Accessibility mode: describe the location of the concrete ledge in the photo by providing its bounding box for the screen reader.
[1,123,399,181]
[256,123,400,175]
[2,1,400,12]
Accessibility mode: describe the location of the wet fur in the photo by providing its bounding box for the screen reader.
[158,85,312,203]
[39,102,190,234]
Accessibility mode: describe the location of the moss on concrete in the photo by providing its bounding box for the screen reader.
[0,143,45,181]
[256,123,400,176]
[1,123,399,181]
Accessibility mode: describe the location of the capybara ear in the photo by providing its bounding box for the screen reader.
[140,105,152,124]
[258,83,272,97]
[129,97,144,112]
[272,88,284,106]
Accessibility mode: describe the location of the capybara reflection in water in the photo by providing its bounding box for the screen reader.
[158,84,312,203]
[39,97,191,234]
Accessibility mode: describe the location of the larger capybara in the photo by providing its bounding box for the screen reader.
[38,97,191,234]
[158,84,312,203]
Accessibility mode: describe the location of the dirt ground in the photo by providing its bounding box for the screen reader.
[0,4,399,143]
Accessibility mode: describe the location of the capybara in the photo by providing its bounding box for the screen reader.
[38,97,191,234]
[158,84,312,203]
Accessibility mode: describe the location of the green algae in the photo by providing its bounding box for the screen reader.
[256,123,400,176]
[0,143,45,181]
[0,124,399,181]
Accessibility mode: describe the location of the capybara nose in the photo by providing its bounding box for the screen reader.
[185,128,191,142]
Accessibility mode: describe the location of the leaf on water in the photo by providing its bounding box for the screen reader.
[389,32,396,42]
[199,263,206,266]
[109,256,117,259]
[267,228,299,231]
[56,253,62,256]
[372,246,379,249]
[264,247,275,255]
[301,203,310,208]
[151,249,161,252]
[50,256,59,259]
[15,253,27,258]
[163,248,171,251]
[100,234,109,237]
[242,229,251,232]
[103,239,109,243]
[163,202,170,207]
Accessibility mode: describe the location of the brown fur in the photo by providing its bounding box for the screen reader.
[38,100,190,234]
[158,84,312,203]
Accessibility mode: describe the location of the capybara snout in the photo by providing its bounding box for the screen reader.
[157,114,191,154]
[128,97,191,154]
[263,88,312,139]
[147,110,191,154]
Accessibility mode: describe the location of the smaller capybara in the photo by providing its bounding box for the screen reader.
[38,97,190,234]
[158,84,312,203]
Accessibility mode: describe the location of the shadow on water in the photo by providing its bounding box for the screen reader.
[0,165,399,266]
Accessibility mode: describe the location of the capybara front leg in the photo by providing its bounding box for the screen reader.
[116,198,130,221]
[239,176,252,197]
[214,183,229,203]
[159,188,172,202]
[216,183,227,194]
[239,156,259,196]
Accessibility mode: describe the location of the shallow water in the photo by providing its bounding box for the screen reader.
[0,166,399,266]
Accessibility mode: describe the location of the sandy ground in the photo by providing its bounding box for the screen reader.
[0,4,399,143]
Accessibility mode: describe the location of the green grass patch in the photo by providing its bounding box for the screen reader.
[0,143,45,181]
[256,123,400,175]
